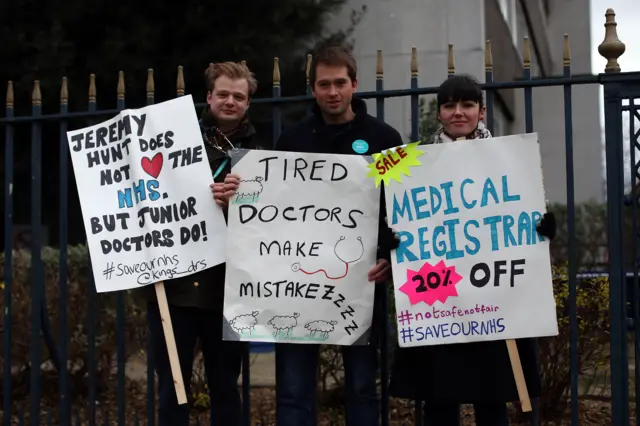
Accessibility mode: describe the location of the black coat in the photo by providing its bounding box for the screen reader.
[389,322,542,404]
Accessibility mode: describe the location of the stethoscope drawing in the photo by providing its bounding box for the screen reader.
[291,236,365,280]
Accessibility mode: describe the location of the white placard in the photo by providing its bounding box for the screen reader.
[222,149,380,345]
[67,96,227,293]
[384,133,558,347]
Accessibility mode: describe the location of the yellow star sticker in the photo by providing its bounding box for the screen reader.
[366,142,424,187]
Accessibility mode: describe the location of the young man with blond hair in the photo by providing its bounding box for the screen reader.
[146,61,263,426]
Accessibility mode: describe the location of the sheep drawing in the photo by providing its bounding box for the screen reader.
[304,320,338,339]
[234,176,264,204]
[229,311,259,335]
[267,312,300,338]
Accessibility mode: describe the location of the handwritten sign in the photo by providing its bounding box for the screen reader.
[222,150,380,346]
[366,141,423,187]
[384,133,558,347]
[67,96,228,293]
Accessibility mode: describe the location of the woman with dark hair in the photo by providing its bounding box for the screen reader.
[388,74,555,426]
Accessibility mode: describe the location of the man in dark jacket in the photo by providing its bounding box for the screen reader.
[214,47,401,425]
[146,61,263,426]
[272,46,401,426]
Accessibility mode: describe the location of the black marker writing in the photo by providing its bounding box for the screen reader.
[86,139,132,168]
[259,240,322,256]
[138,196,198,227]
[70,113,146,152]
[100,164,131,186]
[168,145,204,169]
[240,280,339,300]
[239,204,362,229]
[259,156,348,182]
[139,130,174,152]
[90,213,130,234]
[100,229,175,255]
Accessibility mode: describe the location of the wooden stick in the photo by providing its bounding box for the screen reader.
[455,135,531,412]
[505,339,532,412]
[154,281,188,405]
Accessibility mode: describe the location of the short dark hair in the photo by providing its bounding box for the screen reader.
[437,74,484,108]
[309,46,357,86]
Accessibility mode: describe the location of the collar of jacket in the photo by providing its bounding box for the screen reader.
[309,96,368,130]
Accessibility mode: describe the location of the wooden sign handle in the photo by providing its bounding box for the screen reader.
[452,137,532,412]
[506,339,532,412]
[154,281,188,405]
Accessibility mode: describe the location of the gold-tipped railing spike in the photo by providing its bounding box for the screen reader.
[306,54,312,85]
[410,46,418,77]
[32,80,42,106]
[447,44,455,76]
[6,81,14,109]
[563,34,571,68]
[61,77,68,105]
[597,8,626,73]
[147,69,155,99]
[89,74,97,103]
[485,40,493,73]
[273,57,281,87]
[177,66,185,96]
[376,49,383,80]
[117,71,125,100]
[523,37,531,69]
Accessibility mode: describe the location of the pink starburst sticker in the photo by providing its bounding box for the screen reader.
[399,260,464,306]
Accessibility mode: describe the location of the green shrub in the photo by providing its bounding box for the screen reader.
[536,264,610,421]
[548,201,607,269]
[0,245,147,403]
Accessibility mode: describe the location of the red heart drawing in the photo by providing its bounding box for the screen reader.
[141,153,163,179]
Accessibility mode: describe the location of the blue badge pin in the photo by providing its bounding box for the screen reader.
[352,139,369,154]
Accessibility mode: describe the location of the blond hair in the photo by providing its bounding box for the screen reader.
[204,61,258,98]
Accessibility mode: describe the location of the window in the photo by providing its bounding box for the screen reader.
[498,0,518,43]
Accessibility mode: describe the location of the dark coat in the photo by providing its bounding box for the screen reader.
[275,97,402,263]
[389,337,541,404]
[144,112,263,311]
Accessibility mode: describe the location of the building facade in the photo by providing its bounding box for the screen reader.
[328,0,603,204]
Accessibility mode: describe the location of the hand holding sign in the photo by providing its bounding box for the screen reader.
[66,95,229,406]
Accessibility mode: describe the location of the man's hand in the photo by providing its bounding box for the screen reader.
[536,212,556,240]
[368,258,391,283]
[223,173,241,198]
[210,173,241,208]
[211,182,228,207]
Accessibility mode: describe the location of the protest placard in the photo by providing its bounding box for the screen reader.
[66,95,228,293]
[378,133,558,348]
[67,95,228,404]
[222,149,380,346]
